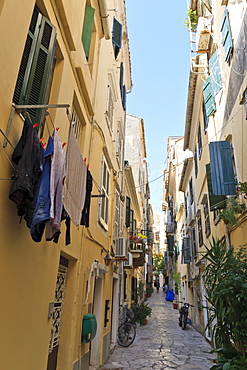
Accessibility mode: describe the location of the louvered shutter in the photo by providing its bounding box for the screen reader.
[203,76,216,117]
[209,51,222,97]
[168,235,174,253]
[25,16,56,124]
[82,4,95,59]
[182,237,191,264]
[209,141,236,196]
[13,8,42,106]
[220,8,233,63]
[206,164,226,211]
[126,196,131,228]
[112,18,122,48]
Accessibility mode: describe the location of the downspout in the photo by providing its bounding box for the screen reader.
[98,0,111,40]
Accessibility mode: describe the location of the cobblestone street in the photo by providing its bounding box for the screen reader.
[101,291,215,370]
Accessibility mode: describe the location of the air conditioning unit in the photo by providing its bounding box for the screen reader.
[195,17,212,53]
[115,237,127,258]
[123,253,133,268]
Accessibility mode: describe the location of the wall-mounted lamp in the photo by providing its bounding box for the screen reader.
[104,252,113,266]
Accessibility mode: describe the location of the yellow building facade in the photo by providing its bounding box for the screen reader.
[0,0,135,369]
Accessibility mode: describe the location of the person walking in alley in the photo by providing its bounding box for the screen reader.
[156,281,160,291]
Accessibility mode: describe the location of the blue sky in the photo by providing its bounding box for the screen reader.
[125,0,191,212]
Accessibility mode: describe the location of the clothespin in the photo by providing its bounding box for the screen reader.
[62,142,67,148]
[42,143,46,149]
[39,138,44,143]
[33,124,39,128]
[56,127,59,131]
[84,158,87,163]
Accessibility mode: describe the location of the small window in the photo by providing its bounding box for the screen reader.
[198,123,202,159]
[125,196,131,228]
[202,196,211,238]
[112,18,122,59]
[13,7,56,126]
[194,147,198,178]
[191,226,197,258]
[189,178,194,205]
[82,4,95,59]
[197,210,203,248]
[99,156,110,229]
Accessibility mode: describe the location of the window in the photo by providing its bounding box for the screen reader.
[116,124,124,168]
[197,210,203,247]
[202,101,208,133]
[205,163,226,211]
[209,140,236,196]
[112,18,122,59]
[13,7,56,125]
[202,51,222,118]
[119,62,126,110]
[191,226,197,257]
[189,178,194,204]
[99,156,110,229]
[220,8,233,63]
[71,106,83,142]
[82,4,95,59]
[114,190,120,240]
[125,196,131,228]
[198,124,202,159]
[202,195,211,238]
[194,147,198,178]
[106,84,114,130]
[181,237,191,264]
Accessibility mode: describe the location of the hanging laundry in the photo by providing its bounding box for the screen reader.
[62,125,87,227]
[46,129,66,240]
[80,169,93,227]
[9,117,43,224]
[30,135,54,242]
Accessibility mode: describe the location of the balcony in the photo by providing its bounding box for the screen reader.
[129,235,146,267]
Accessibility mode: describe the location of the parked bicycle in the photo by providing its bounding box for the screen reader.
[117,305,136,347]
[178,301,194,330]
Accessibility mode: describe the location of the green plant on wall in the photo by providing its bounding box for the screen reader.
[218,196,245,228]
[184,8,198,31]
[172,263,181,294]
[202,238,247,368]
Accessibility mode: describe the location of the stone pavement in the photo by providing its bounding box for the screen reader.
[101,290,216,370]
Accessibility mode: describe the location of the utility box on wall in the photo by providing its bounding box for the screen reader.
[81,313,97,343]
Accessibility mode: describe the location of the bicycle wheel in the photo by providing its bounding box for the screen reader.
[182,313,187,330]
[117,322,136,347]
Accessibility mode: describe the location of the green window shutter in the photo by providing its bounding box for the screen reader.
[126,196,131,228]
[209,51,222,97]
[203,76,216,117]
[220,8,233,63]
[13,7,42,105]
[209,141,236,196]
[206,164,226,211]
[167,235,174,253]
[82,4,95,59]
[25,15,56,124]
[112,18,122,48]
[182,237,191,264]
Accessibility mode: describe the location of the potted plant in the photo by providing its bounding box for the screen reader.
[184,9,198,31]
[237,181,247,198]
[134,301,152,326]
[218,196,245,228]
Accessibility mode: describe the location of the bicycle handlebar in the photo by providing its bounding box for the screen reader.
[178,301,194,307]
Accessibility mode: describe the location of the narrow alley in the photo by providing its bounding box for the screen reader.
[101,291,215,370]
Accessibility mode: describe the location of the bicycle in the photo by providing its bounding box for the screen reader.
[117,305,136,347]
[178,301,194,330]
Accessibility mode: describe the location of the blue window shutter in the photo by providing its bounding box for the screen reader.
[209,51,222,97]
[209,141,236,196]
[203,77,216,117]
[82,4,95,58]
[206,163,227,211]
[112,18,122,48]
[122,85,126,110]
[220,8,233,62]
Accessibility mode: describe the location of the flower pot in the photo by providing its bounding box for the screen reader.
[143,319,148,325]
[173,303,178,309]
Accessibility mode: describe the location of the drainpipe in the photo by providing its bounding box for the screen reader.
[98,0,111,40]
